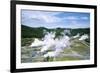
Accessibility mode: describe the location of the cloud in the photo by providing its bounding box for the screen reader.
[65,16,79,20]
[22,10,63,24]
[81,17,89,20]
[64,16,89,20]
[21,10,90,28]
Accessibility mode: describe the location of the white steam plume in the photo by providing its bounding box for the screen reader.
[79,34,88,41]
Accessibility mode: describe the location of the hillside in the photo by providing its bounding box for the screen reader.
[21,25,90,38]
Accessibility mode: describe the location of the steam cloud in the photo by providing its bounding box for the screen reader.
[29,30,89,60]
[79,34,88,40]
[30,30,71,58]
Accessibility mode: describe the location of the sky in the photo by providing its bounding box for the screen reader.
[21,9,90,29]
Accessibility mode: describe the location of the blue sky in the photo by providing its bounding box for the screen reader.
[21,9,90,29]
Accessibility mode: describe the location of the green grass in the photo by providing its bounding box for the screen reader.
[21,38,34,46]
[55,56,81,61]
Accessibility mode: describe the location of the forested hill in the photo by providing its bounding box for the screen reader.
[21,25,90,38]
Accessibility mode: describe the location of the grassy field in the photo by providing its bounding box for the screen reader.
[21,37,90,63]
